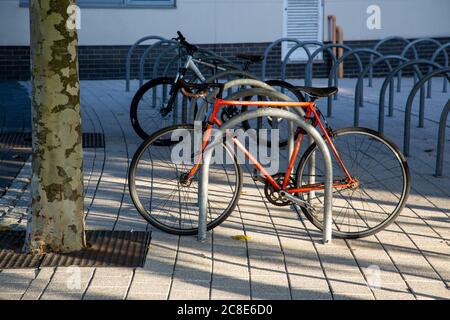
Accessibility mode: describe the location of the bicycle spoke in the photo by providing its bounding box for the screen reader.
[296,129,408,238]
[130,125,241,234]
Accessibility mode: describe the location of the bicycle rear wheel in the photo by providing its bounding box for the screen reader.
[129,124,242,235]
[295,127,410,239]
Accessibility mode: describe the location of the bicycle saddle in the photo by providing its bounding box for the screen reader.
[294,86,338,98]
[235,53,264,63]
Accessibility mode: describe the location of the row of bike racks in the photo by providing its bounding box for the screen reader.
[403,68,450,176]
[262,36,449,176]
[128,35,449,100]
[368,60,449,176]
[125,35,449,242]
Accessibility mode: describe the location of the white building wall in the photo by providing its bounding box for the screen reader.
[323,0,450,41]
[0,0,283,46]
[0,0,449,46]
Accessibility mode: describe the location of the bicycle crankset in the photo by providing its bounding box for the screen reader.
[264,173,295,206]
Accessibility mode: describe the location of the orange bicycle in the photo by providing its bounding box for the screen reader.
[129,80,410,239]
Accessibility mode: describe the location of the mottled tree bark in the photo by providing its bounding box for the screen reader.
[25,0,85,253]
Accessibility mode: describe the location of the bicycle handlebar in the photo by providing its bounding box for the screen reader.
[177,31,185,42]
[175,31,198,54]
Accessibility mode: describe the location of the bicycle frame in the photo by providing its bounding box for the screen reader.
[186,98,356,195]
[161,55,230,113]
[174,55,229,83]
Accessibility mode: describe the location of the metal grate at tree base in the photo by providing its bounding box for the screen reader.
[0,133,32,196]
[0,230,151,269]
[0,132,32,148]
[0,132,105,149]
[0,231,41,269]
[81,132,105,148]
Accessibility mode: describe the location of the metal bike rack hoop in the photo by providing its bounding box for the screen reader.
[427,43,450,96]
[378,59,442,133]
[280,41,325,82]
[261,38,303,81]
[153,44,180,80]
[192,76,262,123]
[194,83,302,181]
[327,48,381,117]
[353,55,408,127]
[305,43,354,90]
[368,36,413,87]
[398,38,443,92]
[436,99,450,176]
[139,39,179,87]
[403,67,450,158]
[194,81,306,122]
[222,87,305,159]
[125,35,166,91]
[198,108,334,244]
[163,53,184,77]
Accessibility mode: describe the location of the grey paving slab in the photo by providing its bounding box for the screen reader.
[21,268,55,300]
[1,79,449,300]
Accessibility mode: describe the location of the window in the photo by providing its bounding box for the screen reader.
[20,0,176,9]
[283,0,323,62]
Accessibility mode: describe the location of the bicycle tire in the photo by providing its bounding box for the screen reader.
[129,124,243,235]
[295,127,410,239]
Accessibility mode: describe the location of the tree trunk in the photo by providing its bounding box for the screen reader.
[25,0,85,253]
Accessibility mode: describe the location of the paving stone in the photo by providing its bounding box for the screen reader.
[210,287,251,300]
[22,268,55,300]
[408,280,450,300]
[211,276,251,289]
[127,282,171,295]
[2,79,450,300]
[126,293,168,300]
[291,288,332,300]
[372,286,415,300]
[333,293,375,300]
[89,276,132,287]
[40,290,84,300]
[0,293,25,300]
[251,282,291,300]
[83,286,128,300]
[170,278,210,292]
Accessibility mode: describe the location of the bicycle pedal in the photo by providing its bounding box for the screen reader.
[279,191,316,212]
[252,174,266,183]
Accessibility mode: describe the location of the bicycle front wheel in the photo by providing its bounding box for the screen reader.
[129,124,243,235]
[295,127,410,239]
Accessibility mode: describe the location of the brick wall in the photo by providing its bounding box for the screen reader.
[1,37,449,81]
